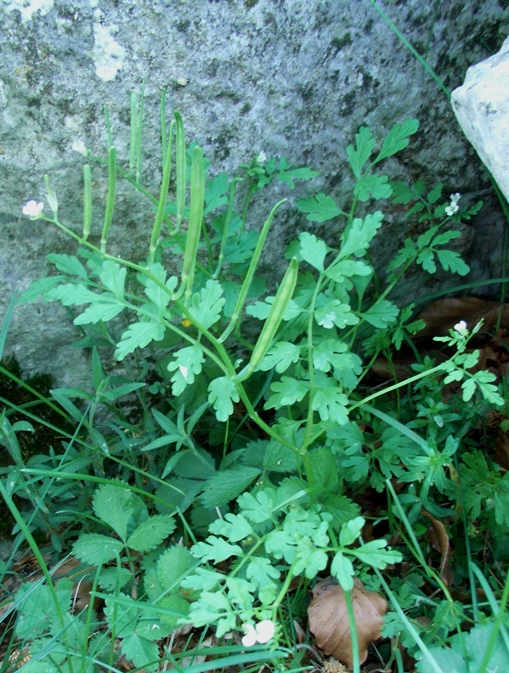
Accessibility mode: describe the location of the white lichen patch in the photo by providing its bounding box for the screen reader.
[4,0,54,23]
[93,23,125,81]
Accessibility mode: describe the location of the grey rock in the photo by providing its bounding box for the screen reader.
[1,0,508,386]
[452,36,509,203]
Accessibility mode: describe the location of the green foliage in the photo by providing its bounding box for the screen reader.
[6,96,507,673]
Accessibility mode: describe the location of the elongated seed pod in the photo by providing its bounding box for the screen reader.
[219,198,287,343]
[242,256,298,379]
[100,146,116,252]
[82,164,92,240]
[181,145,204,303]
[174,111,186,232]
[149,120,175,263]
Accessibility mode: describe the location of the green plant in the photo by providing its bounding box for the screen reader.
[3,86,507,673]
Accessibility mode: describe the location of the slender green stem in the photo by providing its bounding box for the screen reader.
[343,590,360,673]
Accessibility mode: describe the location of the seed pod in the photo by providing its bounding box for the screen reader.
[82,164,92,240]
[181,145,204,303]
[100,146,117,252]
[149,119,175,262]
[174,111,186,232]
[242,256,298,379]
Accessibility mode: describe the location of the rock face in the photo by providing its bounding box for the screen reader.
[452,36,509,203]
[1,0,508,385]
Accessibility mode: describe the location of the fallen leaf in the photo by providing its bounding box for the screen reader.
[422,511,453,586]
[308,578,387,668]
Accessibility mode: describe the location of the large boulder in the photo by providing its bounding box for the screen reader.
[452,36,509,203]
[1,0,508,385]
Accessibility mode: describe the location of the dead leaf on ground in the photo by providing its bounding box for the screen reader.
[308,578,387,669]
[415,297,509,339]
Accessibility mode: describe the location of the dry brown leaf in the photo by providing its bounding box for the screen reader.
[422,511,453,586]
[415,297,509,339]
[307,578,387,668]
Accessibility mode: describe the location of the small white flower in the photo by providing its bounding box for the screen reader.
[241,624,257,647]
[257,150,267,164]
[72,140,88,157]
[241,619,275,647]
[22,200,44,219]
[454,320,468,335]
[445,192,461,217]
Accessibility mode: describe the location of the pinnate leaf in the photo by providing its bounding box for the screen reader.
[298,232,329,271]
[188,279,225,329]
[375,118,419,162]
[354,174,392,202]
[167,345,205,395]
[191,536,243,563]
[115,321,165,360]
[258,341,300,373]
[296,193,341,222]
[360,299,399,328]
[265,377,309,409]
[208,376,240,422]
[346,126,376,178]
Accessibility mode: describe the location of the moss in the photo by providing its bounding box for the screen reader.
[244,0,259,8]
[331,33,352,52]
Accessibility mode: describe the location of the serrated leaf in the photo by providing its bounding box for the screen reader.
[93,483,136,540]
[188,279,225,329]
[258,341,300,373]
[298,232,329,271]
[166,345,205,395]
[98,567,132,591]
[73,533,124,564]
[208,376,240,422]
[264,440,298,473]
[375,119,419,163]
[296,193,341,222]
[121,633,159,673]
[156,545,195,589]
[346,126,376,178]
[360,300,399,328]
[127,515,176,553]
[354,174,392,202]
[47,253,88,279]
[201,466,261,508]
[115,321,165,361]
